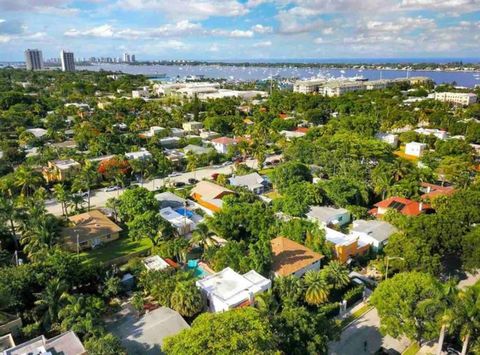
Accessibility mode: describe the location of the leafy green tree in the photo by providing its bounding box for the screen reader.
[271,161,312,193]
[462,227,480,273]
[304,270,330,306]
[170,280,205,317]
[117,187,158,222]
[127,211,173,247]
[84,334,127,355]
[190,223,214,253]
[274,182,323,216]
[163,307,279,355]
[58,294,105,337]
[371,272,446,342]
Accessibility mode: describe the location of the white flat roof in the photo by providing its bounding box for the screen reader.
[143,255,170,271]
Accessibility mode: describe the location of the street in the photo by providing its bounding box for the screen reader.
[45,156,280,216]
[329,308,410,355]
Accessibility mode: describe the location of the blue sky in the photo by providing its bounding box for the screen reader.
[1,0,480,61]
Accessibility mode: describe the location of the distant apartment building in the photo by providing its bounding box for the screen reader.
[60,50,75,72]
[24,49,43,71]
[293,77,432,97]
[433,92,477,106]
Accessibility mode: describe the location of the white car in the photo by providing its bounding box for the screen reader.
[168,172,182,177]
[104,185,121,192]
[221,161,231,167]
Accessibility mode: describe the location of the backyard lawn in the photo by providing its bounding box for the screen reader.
[81,236,152,264]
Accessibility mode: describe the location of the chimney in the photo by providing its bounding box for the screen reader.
[419,202,423,212]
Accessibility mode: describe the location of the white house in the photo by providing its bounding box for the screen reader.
[405,142,427,157]
[132,88,149,99]
[349,220,398,251]
[159,207,195,235]
[210,137,237,154]
[376,133,399,147]
[182,121,203,132]
[306,206,351,227]
[415,128,449,140]
[229,173,269,194]
[196,267,271,313]
[125,149,152,160]
[143,255,170,271]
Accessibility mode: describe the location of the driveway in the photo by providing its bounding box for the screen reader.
[329,308,410,355]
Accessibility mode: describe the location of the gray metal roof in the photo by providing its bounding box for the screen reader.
[350,219,397,243]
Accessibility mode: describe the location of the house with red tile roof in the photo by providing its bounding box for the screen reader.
[420,182,456,200]
[369,196,430,218]
[211,137,237,154]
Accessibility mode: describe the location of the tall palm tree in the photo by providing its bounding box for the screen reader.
[53,184,70,217]
[34,278,68,331]
[170,281,205,317]
[14,166,44,196]
[322,260,350,291]
[189,223,214,252]
[304,270,330,306]
[254,289,280,317]
[72,161,99,211]
[0,196,20,250]
[20,215,58,262]
[436,280,458,355]
[455,282,480,355]
[106,197,120,223]
[68,194,85,214]
[274,275,304,308]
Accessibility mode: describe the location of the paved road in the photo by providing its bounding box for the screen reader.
[45,155,281,216]
[329,308,410,355]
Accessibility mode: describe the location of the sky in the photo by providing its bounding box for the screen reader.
[1,0,480,61]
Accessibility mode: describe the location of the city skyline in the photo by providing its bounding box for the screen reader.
[1,1,480,61]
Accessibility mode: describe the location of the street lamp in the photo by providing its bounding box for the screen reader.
[385,256,405,280]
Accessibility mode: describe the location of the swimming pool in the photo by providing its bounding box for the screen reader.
[186,259,210,278]
[175,208,194,218]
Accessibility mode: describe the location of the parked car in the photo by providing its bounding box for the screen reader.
[168,172,182,177]
[75,191,89,198]
[221,161,231,167]
[188,178,199,184]
[174,182,186,188]
[104,185,121,192]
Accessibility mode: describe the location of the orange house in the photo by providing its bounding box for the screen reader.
[325,227,370,263]
[190,181,235,213]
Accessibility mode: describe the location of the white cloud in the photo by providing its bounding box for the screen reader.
[251,24,273,34]
[117,0,249,20]
[253,40,272,47]
[400,0,480,13]
[229,29,254,38]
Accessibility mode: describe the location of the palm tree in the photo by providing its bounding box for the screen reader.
[20,215,58,262]
[34,278,68,331]
[68,194,85,214]
[254,289,280,317]
[436,280,458,355]
[170,281,205,317]
[72,161,99,211]
[322,260,350,290]
[274,275,304,308]
[304,270,330,306]
[14,166,44,196]
[189,223,214,252]
[58,294,105,337]
[106,197,120,223]
[455,282,480,355]
[53,184,70,217]
[0,196,20,250]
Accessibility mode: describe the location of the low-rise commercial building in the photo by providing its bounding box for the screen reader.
[433,92,477,106]
[196,267,271,312]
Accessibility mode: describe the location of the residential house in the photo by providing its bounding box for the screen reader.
[155,192,188,209]
[109,307,189,354]
[349,220,398,251]
[125,149,152,160]
[159,207,195,235]
[170,128,186,137]
[420,182,456,200]
[370,196,430,218]
[190,181,235,213]
[132,87,149,99]
[325,227,370,263]
[3,331,86,355]
[376,132,399,147]
[199,130,220,140]
[61,210,123,251]
[196,267,271,312]
[415,128,449,140]
[141,126,166,138]
[42,159,81,183]
[211,137,237,154]
[182,121,203,133]
[25,128,47,139]
[270,237,324,277]
[306,206,351,227]
[405,142,427,157]
[143,255,170,271]
[229,173,269,194]
[280,128,307,140]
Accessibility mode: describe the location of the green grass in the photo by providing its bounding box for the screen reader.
[341,304,373,328]
[402,342,420,355]
[258,167,275,176]
[80,236,152,264]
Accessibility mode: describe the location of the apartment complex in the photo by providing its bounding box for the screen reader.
[293,77,432,97]
[433,92,477,106]
[24,49,43,71]
[60,50,75,72]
